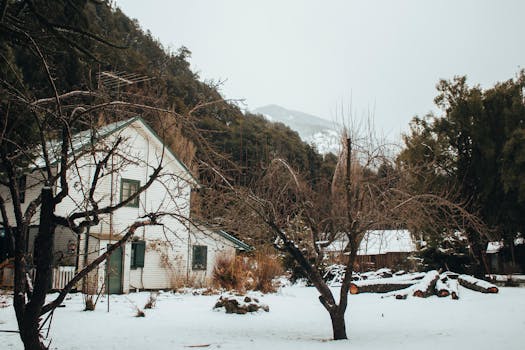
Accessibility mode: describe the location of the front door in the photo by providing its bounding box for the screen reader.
[107,245,123,294]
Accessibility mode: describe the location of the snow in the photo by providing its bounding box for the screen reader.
[486,241,504,254]
[325,230,416,256]
[459,274,498,289]
[486,274,525,282]
[359,230,416,255]
[1,285,524,350]
[486,235,524,253]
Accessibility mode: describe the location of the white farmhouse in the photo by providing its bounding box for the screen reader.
[0,117,250,292]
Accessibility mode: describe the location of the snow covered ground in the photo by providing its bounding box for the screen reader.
[1,284,524,350]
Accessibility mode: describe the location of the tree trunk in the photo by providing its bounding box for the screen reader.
[17,187,55,350]
[20,318,47,350]
[329,310,347,340]
[466,229,486,277]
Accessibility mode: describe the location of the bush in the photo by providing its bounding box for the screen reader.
[212,255,249,291]
[250,252,284,293]
[213,252,283,293]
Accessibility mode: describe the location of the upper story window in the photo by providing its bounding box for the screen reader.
[120,178,140,207]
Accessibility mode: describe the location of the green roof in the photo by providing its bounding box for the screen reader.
[216,230,253,251]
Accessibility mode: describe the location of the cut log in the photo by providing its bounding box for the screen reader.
[442,271,459,280]
[412,270,440,298]
[391,285,415,300]
[448,280,459,300]
[458,275,499,294]
[435,279,450,298]
[349,278,417,294]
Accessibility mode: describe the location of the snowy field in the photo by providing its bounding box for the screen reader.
[1,285,524,350]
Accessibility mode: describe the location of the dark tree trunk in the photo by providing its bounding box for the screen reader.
[466,229,486,277]
[20,321,47,350]
[17,188,55,350]
[329,310,347,340]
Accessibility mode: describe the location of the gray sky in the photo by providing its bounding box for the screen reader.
[117,0,525,140]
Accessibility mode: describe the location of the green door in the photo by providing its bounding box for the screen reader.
[107,245,123,294]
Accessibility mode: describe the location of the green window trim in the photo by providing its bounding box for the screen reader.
[192,245,207,270]
[120,178,140,207]
[131,240,145,269]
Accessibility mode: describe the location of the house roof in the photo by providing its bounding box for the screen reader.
[34,117,198,186]
[486,236,524,254]
[324,229,416,255]
[486,241,504,254]
[190,222,253,251]
[215,230,253,252]
[358,230,416,255]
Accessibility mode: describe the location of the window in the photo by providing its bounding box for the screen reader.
[18,175,26,204]
[120,179,140,207]
[192,245,207,270]
[130,240,145,269]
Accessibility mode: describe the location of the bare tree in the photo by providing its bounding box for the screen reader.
[203,126,488,340]
[0,67,202,349]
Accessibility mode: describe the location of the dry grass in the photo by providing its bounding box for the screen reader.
[144,292,159,309]
[212,255,249,292]
[82,272,104,311]
[250,252,284,293]
[213,252,283,293]
[170,272,207,290]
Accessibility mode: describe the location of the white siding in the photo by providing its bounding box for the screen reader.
[188,227,239,286]
[0,119,240,293]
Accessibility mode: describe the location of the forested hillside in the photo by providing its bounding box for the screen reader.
[0,0,335,188]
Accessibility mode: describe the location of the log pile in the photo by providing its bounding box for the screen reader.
[412,270,440,298]
[348,269,500,300]
[350,277,419,294]
[349,271,427,294]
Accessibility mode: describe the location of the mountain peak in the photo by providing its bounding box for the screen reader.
[253,105,341,154]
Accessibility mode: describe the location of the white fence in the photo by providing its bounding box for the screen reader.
[0,265,76,289]
[51,266,76,290]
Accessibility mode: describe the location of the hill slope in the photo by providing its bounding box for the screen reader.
[254,105,341,154]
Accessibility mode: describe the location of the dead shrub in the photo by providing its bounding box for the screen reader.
[250,252,284,293]
[213,253,283,293]
[212,255,249,292]
[135,309,145,317]
[144,292,159,309]
[170,272,207,291]
[82,272,104,311]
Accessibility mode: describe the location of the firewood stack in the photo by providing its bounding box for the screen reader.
[348,270,499,300]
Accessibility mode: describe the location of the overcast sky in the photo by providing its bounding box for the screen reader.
[117,0,525,140]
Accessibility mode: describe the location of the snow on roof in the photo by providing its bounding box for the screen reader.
[486,236,524,253]
[324,229,416,255]
[358,230,416,255]
[31,117,197,185]
[34,118,135,168]
[486,241,504,254]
